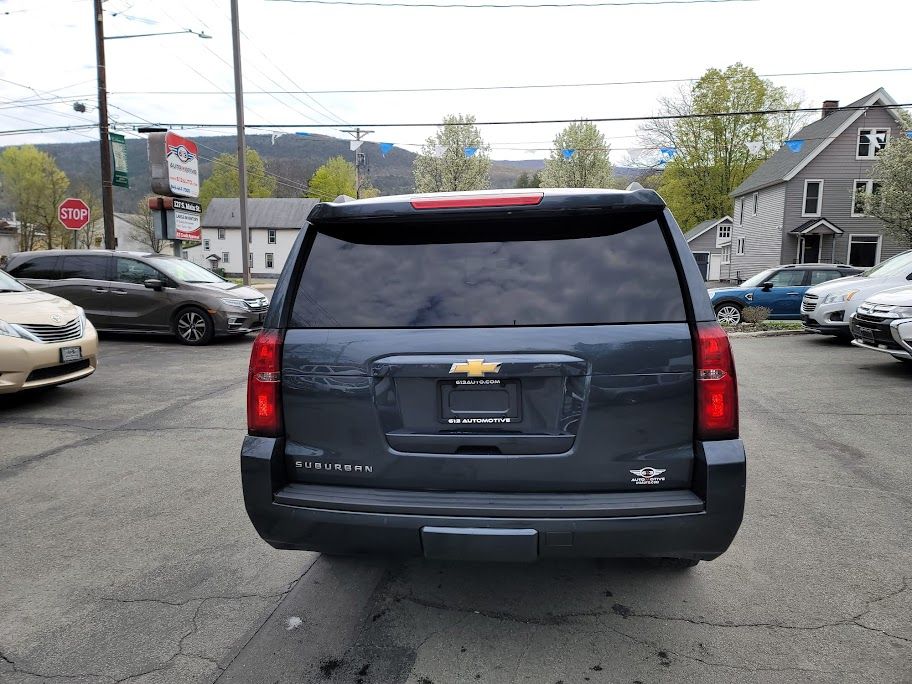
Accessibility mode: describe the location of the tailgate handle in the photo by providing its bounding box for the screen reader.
[455,445,502,455]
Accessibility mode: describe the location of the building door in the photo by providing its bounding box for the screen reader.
[708,253,722,280]
[799,234,821,263]
[692,252,709,280]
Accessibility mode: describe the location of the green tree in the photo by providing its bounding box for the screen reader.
[413,114,491,192]
[540,121,615,188]
[639,63,803,229]
[866,130,912,246]
[514,171,542,189]
[199,148,276,210]
[306,156,378,200]
[0,145,70,250]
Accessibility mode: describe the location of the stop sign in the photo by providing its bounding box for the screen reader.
[58,198,91,230]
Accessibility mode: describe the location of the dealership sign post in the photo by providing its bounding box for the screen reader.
[147,131,201,255]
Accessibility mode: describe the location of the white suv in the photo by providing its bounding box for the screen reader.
[850,285,912,363]
[801,250,912,338]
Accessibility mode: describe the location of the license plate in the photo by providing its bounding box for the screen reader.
[60,346,82,363]
[856,327,876,342]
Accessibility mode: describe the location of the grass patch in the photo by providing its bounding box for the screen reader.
[722,321,804,333]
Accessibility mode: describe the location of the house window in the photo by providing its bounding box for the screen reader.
[852,179,882,217]
[738,198,744,224]
[847,235,881,267]
[203,239,210,251]
[736,238,745,255]
[265,252,274,269]
[721,245,731,264]
[221,251,230,263]
[717,223,731,241]
[217,228,226,240]
[857,128,889,159]
[249,230,253,243]
[268,229,277,244]
[248,252,254,267]
[752,192,759,216]
[802,180,823,217]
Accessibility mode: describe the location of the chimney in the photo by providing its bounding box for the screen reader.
[821,100,839,118]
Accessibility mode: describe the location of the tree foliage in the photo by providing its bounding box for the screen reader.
[639,63,803,229]
[199,148,276,210]
[0,145,70,250]
[866,132,912,246]
[514,171,542,188]
[540,121,615,188]
[306,156,378,200]
[413,114,491,193]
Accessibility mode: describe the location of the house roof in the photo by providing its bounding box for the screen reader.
[684,216,733,242]
[203,198,319,229]
[731,88,901,198]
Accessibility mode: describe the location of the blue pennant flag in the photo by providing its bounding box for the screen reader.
[785,139,804,153]
[905,130,912,140]
[379,142,394,157]
[659,147,676,162]
[464,146,478,158]
[294,131,311,137]
[562,148,575,160]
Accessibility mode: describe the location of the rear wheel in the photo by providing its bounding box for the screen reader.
[174,307,214,346]
[715,303,742,326]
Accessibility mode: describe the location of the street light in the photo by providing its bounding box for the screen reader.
[92,0,210,250]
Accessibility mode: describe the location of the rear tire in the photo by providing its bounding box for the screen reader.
[714,303,742,326]
[174,307,214,346]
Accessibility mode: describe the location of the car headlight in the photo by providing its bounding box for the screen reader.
[893,306,912,319]
[220,297,248,310]
[823,290,859,304]
[0,319,24,339]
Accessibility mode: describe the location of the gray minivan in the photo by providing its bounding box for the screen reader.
[6,250,268,345]
[241,189,746,566]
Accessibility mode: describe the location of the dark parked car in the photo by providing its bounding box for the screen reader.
[242,189,745,566]
[6,250,268,345]
[709,263,862,325]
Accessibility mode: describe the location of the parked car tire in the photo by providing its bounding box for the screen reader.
[174,306,214,346]
[714,303,742,326]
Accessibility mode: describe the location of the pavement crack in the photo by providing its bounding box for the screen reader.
[0,646,116,682]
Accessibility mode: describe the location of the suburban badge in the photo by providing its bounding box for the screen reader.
[449,358,502,377]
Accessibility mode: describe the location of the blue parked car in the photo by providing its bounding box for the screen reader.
[709,264,861,325]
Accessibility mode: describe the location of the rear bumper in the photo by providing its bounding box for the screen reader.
[241,437,746,561]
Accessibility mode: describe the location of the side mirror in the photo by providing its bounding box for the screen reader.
[144,278,163,291]
[760,282,774,292]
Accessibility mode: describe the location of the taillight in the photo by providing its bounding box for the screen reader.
[247,329,283,437]
[695,322,738,440]
[410,193,543,210]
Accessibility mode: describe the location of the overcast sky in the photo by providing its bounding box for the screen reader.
[0,0,909,164]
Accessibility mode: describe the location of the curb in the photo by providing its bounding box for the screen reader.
[727,329,809,338]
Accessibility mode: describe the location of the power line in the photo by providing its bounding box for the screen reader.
[108,66,912,97]
[95,102,912,130]
[268,0,757,7]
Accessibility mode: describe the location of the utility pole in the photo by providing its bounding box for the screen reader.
[92,0,116,250]
[342,127,373,199]
[230,0,251,285]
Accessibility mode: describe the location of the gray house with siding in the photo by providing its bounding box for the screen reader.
[685,216,732,281]
[727,88,907,282]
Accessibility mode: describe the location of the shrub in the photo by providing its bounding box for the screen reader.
[742,306,771,324]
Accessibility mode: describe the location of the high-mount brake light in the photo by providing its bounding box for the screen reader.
[410,193,544,210]
[247,329,284,437]
[695,322,739,440]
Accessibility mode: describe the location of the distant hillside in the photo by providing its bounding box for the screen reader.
[3,135,658,213]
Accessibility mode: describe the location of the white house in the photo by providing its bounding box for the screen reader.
[185,198,318,277]
[684,216,733,281]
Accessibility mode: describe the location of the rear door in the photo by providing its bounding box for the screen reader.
[280,211,696,493]
[53,253,113,325]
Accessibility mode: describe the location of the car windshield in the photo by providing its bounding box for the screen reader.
[0,270,29,292]
[739,269,777,288]
[148,258,227,284]
[861,250,912,278]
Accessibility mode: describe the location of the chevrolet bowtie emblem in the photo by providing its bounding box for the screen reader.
[449,358,502,377]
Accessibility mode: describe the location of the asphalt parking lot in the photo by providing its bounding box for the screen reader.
[1,333,910,684]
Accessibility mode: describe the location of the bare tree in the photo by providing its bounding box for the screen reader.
[125,195,166,253]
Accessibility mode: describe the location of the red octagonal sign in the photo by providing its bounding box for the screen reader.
[58,197,91,230]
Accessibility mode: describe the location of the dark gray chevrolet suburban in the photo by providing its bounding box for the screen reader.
[241,189,745,565]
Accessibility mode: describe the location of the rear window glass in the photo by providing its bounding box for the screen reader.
[290,216,686,327]
[9,255,58,279]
